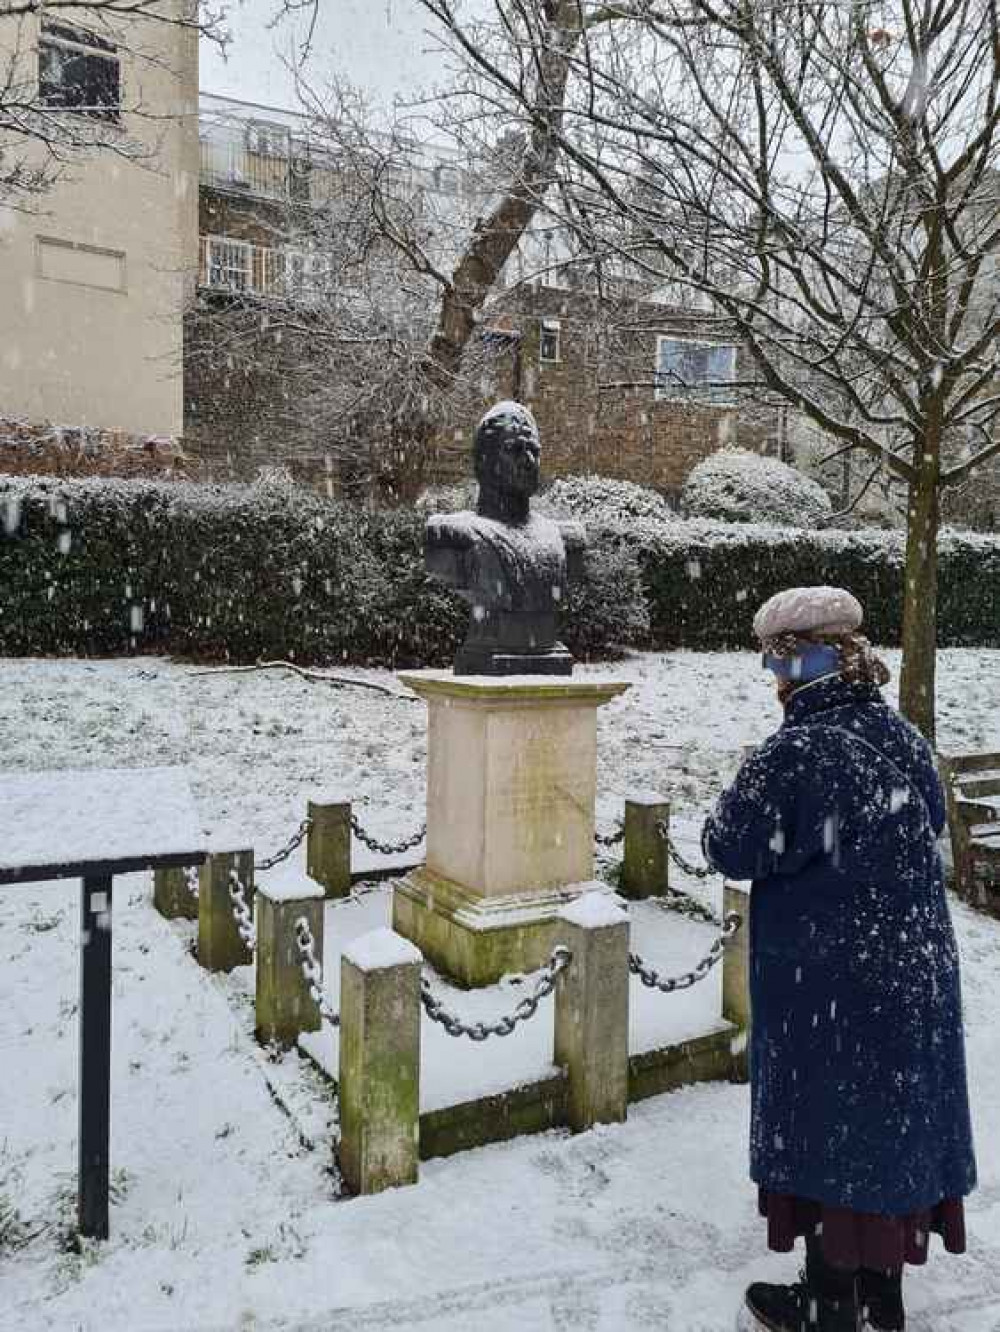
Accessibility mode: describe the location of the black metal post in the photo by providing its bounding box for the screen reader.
[78,874,113,1239]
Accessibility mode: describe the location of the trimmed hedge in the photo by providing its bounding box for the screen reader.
[635,519,1000,648]
[0,476,645,664]
[2,475,1000,662]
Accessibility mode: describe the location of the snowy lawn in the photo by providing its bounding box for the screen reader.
[1,650,1000,1330]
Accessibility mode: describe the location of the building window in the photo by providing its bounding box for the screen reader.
[246,121,291,159]
[204,236,251,292]
[38,18,120,120]
[539,318,562,364]
[284,249,331,298]
[655,337,736,404]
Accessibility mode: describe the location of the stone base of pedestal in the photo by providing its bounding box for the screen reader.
[393,868,618,988]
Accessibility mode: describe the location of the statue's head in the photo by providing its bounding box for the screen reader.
[474,401,541,501]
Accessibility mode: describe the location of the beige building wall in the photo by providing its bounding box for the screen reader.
[0,5,199,437]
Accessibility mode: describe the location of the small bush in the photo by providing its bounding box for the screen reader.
[681,448,834,527]
[541,474,675,528]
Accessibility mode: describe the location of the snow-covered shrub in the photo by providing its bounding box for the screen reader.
[0,476,645,663]
[564,528,650,658]
[540,474,674,528]
[3,474,1000,659]
[0,476,464,666]
[413,480,478,514]
[681,448,834,527]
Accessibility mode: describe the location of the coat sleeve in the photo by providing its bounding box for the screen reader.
[701,733,832,881]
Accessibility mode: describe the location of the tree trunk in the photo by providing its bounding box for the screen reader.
[898,450,940,744]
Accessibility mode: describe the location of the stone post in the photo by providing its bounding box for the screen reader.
[198,849,255,973]
[153,865,198,921]
[621,793,670,899]
[339,928,422,1195]
[307,799,352,900]
[554,893,629,1132]
[722,880,751,1082]
[255,882,325,1048]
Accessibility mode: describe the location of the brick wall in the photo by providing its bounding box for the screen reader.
[426,285,776,496]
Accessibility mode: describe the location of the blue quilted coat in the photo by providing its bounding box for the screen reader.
[703,677,976,1213]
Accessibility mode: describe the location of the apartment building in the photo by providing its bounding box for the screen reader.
[0,4,199,440]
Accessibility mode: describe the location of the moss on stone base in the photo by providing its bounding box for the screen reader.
[392,869,582,987]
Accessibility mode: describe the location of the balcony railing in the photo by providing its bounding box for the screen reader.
[199,134,316,204]
[198,234,332,303]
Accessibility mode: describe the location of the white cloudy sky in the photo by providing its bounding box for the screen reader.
[201,0,455,111]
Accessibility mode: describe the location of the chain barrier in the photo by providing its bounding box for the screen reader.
[183,866,200,901]
[420,946,572,1041]
[257,817,312,872]
[659,819,716,881]
[594,821,626,847]
[350,813,426,857]
[294,916,339,1026]
[228,869,256,951]
[655,885,723,928]
[629,911,742,994]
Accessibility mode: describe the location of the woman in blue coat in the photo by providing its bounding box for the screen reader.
[703,587,976,1332]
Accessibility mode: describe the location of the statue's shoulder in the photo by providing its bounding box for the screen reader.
[426,509,481,549]
[557,519,587,553]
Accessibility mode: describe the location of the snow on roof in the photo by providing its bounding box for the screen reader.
[343,927,422,973]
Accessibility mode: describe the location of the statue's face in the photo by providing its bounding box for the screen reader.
[477,413,541,498]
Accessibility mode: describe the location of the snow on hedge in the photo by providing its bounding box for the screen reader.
[681,447,834,527]
[539,474,675,528]
[3,471,1000,658]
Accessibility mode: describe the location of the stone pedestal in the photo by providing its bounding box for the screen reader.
[393,671,629,986]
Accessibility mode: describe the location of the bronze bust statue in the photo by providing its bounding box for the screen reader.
[426,402,585,676]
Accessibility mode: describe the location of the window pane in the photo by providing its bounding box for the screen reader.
[39,41,120,118]
[707,345,736,401]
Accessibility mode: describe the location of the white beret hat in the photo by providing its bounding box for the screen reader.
[753,586,864,643]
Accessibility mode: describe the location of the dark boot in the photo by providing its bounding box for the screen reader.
[858,1267,904,1330]
[742,1238,860,1331]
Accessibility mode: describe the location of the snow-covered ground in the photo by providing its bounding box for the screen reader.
[2,650,1000,1330]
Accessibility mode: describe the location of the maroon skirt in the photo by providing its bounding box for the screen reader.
[759,1189,967,1271]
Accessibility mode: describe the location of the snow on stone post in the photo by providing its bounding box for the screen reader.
[255,882,324,1049]
[198,850,254,973]
[339,928,422,1196]
[722,881,751,1081]
[554,893,629,1131]
[621,793,670,899]
[306,799,351,899]
[153,865,198,921]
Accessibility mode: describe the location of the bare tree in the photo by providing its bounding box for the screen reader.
[0,0,315,204]
[407,0,1000,743]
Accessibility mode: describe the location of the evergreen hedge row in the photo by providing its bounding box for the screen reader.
[1,475,998,663]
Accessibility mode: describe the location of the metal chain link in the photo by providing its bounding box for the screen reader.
[228,869,256,951]
[655,885,723,928]
[594,821,626,847]
[257,817,312,872]
[183,866,200,900]
[659,819,716,881]
[350,813,426,857]
[420,946,572,1041]
[294,916,339,1026]
[629,912,743,994]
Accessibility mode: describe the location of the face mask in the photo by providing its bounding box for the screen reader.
[763,642,841,683]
